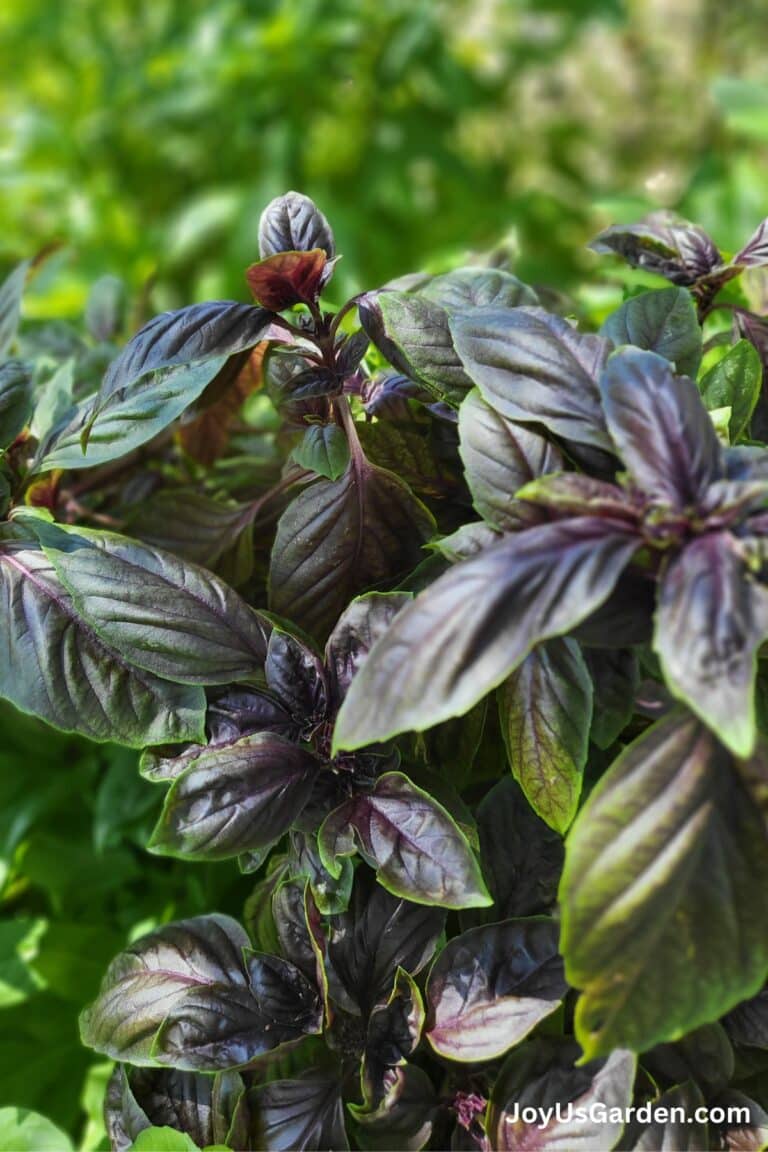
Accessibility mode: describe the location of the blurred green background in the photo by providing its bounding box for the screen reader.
[2,0,768,1147]
[3,0,768,317]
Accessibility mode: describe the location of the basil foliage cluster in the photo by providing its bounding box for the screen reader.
[3,196,768,1150]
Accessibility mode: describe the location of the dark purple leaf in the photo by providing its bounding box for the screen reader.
[590,213,721,284]
[325,592,411,706]
[583,647,639,748]
[249,1071,349,1152]
[105,1065,244,1152]
[140,687,295,782]
[272,880,318,983]
[498,638,593,834]
[79,914,251,1064]
[570,565,655,648]
[451,306,613,451]
[246,249,329,310]
[364,969,424,1099]
[617,1081,708,1151]
[266,348,340,403]
[724,987,768,1048]
[148,733,318,861]
[600,347,722,508]
[458,388,563,531]
[655,531,768,757]
[560,712,768,1059]
[266,628,326,721]
[735,219,768,268]
[426,919,566,1062]
[258,191,335,259]
[269,458,435,642]
[475,777,564,920]
[334,517,640,749]
[323,867,444,1015]
[643,1021,734,1097]
[714,1091,768,1151]
[320,772,491,910]
[600,286,702,377]
[488,1037,636,1152]
[349,1065,437,1152]
[153,952,322,1070]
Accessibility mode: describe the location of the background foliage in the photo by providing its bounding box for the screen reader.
[3,0,768,1147]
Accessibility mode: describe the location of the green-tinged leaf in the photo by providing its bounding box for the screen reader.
[269,457,435,642]
[0,534,205,746]
[319,771,491,909]
[475,777,564,920]
[0,919,46,1007]
[292,422,350,480]
[248,1072,349,1152]
[488,1039,636,1151]
[426,919,566,1062]
[334,518,639,749]
[355,421,448,496]
[420,698,487,792]
[654,531,768,757]
[432,520,500,563]
[359,291,472,404]
[498,638,593,834]
[128,1128,198,1151]
[38,356,229,471]
[0,1107,73,1152]
[0,359,33,446]
[95,301,273,413]
[85,274,126,341]
[451,307,613,451]
[149,733,318,861]
[601,286,702,377]
[458,388,563,531]
[699,339,762,440]
[0,260,30,357]
[152,951,322,1071]
[560,711,768,1059]
[31,520,270,684]
[29,359,75,443]
[29,921,125,1003]
[420,267,538,312]
[0,995,91,1133]
[80,914,251,1064]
